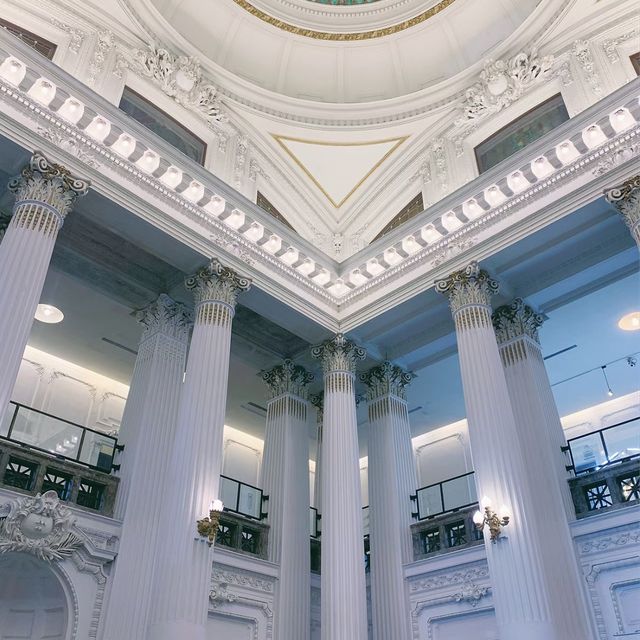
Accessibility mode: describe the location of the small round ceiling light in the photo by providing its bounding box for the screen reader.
[35,304,64,324]
[618,311,640,331]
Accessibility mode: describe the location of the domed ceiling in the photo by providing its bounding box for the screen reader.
[146,0,542,103]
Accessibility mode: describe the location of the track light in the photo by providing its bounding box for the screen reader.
[600,366,614,397]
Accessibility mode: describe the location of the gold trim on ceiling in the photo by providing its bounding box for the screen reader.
[233,0,457,41]
[272,134,408,208]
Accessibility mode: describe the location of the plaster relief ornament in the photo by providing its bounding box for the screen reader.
[0,491,84,561]
[452,581,489,607]
[130,44,226,127]
[492,297,544,344]
[360,361,415,401]
[261,359,314,399]
[456,49,554,126]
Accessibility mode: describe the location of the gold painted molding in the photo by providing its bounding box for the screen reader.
[273,134,408,208]
[233,0,457,41]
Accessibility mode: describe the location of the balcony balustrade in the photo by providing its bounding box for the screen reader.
[215,511,269,559]
[0,437,119,515]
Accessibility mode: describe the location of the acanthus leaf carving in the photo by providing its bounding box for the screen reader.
[452,581,489,607]
[127,43,226,127]
[261,359,314,399]
[456,49,554,126]
[492,297,544,344]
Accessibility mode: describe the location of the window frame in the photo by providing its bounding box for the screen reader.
[118,85,208,166]
[473,93,569,175]
[630,52,640,76]
[0,18,57,60]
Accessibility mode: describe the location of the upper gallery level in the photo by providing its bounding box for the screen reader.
[0,0,638,328]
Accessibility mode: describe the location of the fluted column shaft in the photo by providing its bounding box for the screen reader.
[0,152,88,416]
[606,175,640,246]
[103,295,190,640]
[494,299,594,640]
[260,361,313,640]
[311,393,324,510]
[147,261,250,640]
[436,263,555,640]
[312,334,367,640]
[362,362,417,640]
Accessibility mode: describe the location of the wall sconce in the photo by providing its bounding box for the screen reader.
[197,499,224,546]
[473,496,510,543]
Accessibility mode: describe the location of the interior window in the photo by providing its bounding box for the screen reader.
[630,52,640,76]
[0,18,57,59]
[256,192,295,230]
[118,87,207,165]
[372,193,424,242]
[474,94,570,174]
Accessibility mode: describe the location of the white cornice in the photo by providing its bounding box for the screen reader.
[0,30,638,329]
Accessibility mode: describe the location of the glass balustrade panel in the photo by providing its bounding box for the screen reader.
[442,474,477,511]
[238,484,262,519]
[220,477,240,511]
[603,419,640,464]
[570,432,608,473]
[417,485,444,519]
[78,431,115,471]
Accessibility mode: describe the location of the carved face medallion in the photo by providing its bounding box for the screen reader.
[20,513,54,539]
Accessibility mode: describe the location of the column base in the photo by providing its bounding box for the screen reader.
[499,621,559,640]
[147,621,207,640]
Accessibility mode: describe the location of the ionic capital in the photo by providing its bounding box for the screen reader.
[185,258,251,309]
[135,293,192,344]
[435,261,499,314]
[261,359,314,400]
[8,151,89,222]
[311,333,366,375]
[605,175,640,245]
[360,361,415,401]
[492,298,544,345]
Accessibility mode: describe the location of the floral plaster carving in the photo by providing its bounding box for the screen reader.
[492,298,544,344]
[572,40,602,97]
[185,258,252,308]
[360,361,415,401]
[123,43,226,127]
[136,293,192,343]
[8,151,90,220]
[593,144,639,176]
[261,359,314,399]
[0,491,84,561]
[602,30,640,63]
[209,582,239,608]
[87,31,115,87]
[36,126,101,170]
[452,581,489,607]
[50,19,85,54]
[311,333,366,374]
[456,50,554,126]
[435,261,499,313]
[211,567,275,592]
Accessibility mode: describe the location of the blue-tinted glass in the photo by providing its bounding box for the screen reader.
[119,87,206,165]
[475,94,570,174]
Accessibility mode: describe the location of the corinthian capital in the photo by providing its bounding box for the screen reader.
[492,298,544,345]
[185,258,251,308]
[135,293,192,343]
[360,361,415,401]
[261,359,314,399]
[435,261,499,313]
[311,333,366,375]
[605,175,640,245]
[8,151,89,221]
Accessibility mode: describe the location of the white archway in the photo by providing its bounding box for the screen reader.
[0,553,69,640]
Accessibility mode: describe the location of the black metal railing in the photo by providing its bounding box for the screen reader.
[0,438,119,516]
[0,401,118,472]
[219,474,267,520]
[569,457,640,518]
[413,471,478,520]
[216,511,269,559]
[411,504,484,560]
[567,417,640,475]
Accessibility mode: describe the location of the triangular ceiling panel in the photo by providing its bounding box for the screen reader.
[272,135,407,208]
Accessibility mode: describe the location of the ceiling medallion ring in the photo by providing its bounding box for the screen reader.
[233,0,457,40]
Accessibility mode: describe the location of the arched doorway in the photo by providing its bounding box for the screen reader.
[0,553,69,639]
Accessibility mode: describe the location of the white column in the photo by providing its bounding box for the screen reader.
[606,175,640,247]
[0,152,88,415]
[361,362,417,640]
[102,295,190,640]
[435,262,556,640]
[310,393,323,511]
[493,299,594,640]
[260,360,313,640]
[147,260,250,640]
[311,334,367,640]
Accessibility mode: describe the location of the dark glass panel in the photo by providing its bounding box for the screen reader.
[0,19,57,59]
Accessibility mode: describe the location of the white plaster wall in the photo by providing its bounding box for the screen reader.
[9,346,129,433]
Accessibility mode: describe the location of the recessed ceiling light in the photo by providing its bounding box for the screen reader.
[618,312,640,331]
[35,304,64,324]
